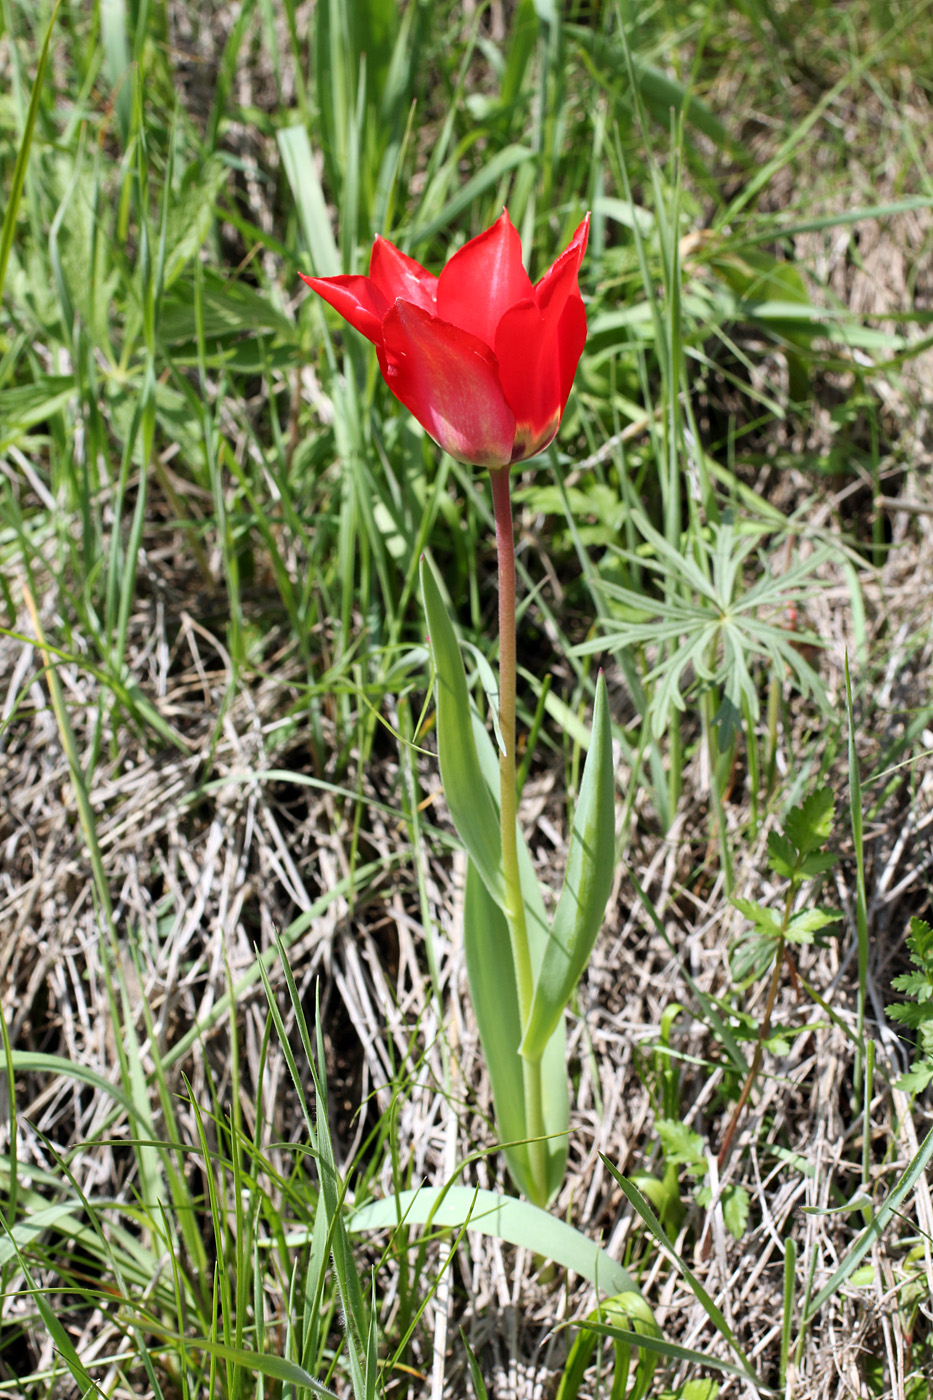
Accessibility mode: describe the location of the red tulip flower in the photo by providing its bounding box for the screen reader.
[301,210,589,469]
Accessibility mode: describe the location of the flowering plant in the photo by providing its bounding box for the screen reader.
[304,211,614,1206]
[300,209,588,468]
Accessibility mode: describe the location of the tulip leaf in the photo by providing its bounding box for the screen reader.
[420,552,568,1200]
[465,716,568,1204]
[420,554,504,905]
[464,858,568,1202]
[349,1186,641,1298]
[521,673,616,1062]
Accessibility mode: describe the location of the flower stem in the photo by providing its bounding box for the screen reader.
[489,465,548,1204]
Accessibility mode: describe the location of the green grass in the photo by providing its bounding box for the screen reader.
[2,0,933,1394]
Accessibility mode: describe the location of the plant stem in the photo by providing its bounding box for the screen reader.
[489,465,548,1204]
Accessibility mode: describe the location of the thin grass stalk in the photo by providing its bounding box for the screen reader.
[701,676,734,896]
[845,653,870,1090]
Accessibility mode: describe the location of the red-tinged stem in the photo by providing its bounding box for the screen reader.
[489,465,547,1204]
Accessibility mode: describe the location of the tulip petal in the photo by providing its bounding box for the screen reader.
[369,237,438,314]
[534,214,590,323]
[555,293,588,412]
[382,299,516,468]
[299,272,389,347]
[494,299,562,462]
[436,210,535,351]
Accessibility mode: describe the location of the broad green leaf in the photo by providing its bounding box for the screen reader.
[420,554,504,904]
[521,674,615,1061]
[797,851,838,878]
[467,712,569,1202]
[349,1186,640,1297]
[722,1184,750,1240]
[464,859,567,1202]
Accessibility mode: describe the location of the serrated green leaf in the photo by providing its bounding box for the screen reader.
[657,1118,705,1168]
[732,896,783,939]
[890,970,928,996]
[784,787,834,856]
[696,1184,750,1241]
[907,917,933,958]
[896,1062,933,1094]
[797,850,838,878]
[887,1002,933,1029]
[766,830,796,879]
[521,673,615,1061]
[785,907,838,942]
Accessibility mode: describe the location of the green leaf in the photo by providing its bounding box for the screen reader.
[797,850,838,878]
[785,907,838,942]
[420,554,504,905]
[466,711,569,1202]
[674,1383,722,1400]
[557,1292,661,1400]
[349,1185,641,1298]
[890,972,930,999]
[657,1119,705,1169]
[906,917,933,960]
[463,859,568,1202]
[766,830,796,879]
[0,1,62,310]
[784,787,834,857]
[887,1002,933,1029]
[604,1169,771,1392]
[896,1062,933,1094]
[139,1326,335,1393]
[722,1184,750,1240]
[803,1119,933,1322]
[278,124,340,277]
[521,673,616,1061]
[732,896,783,939]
